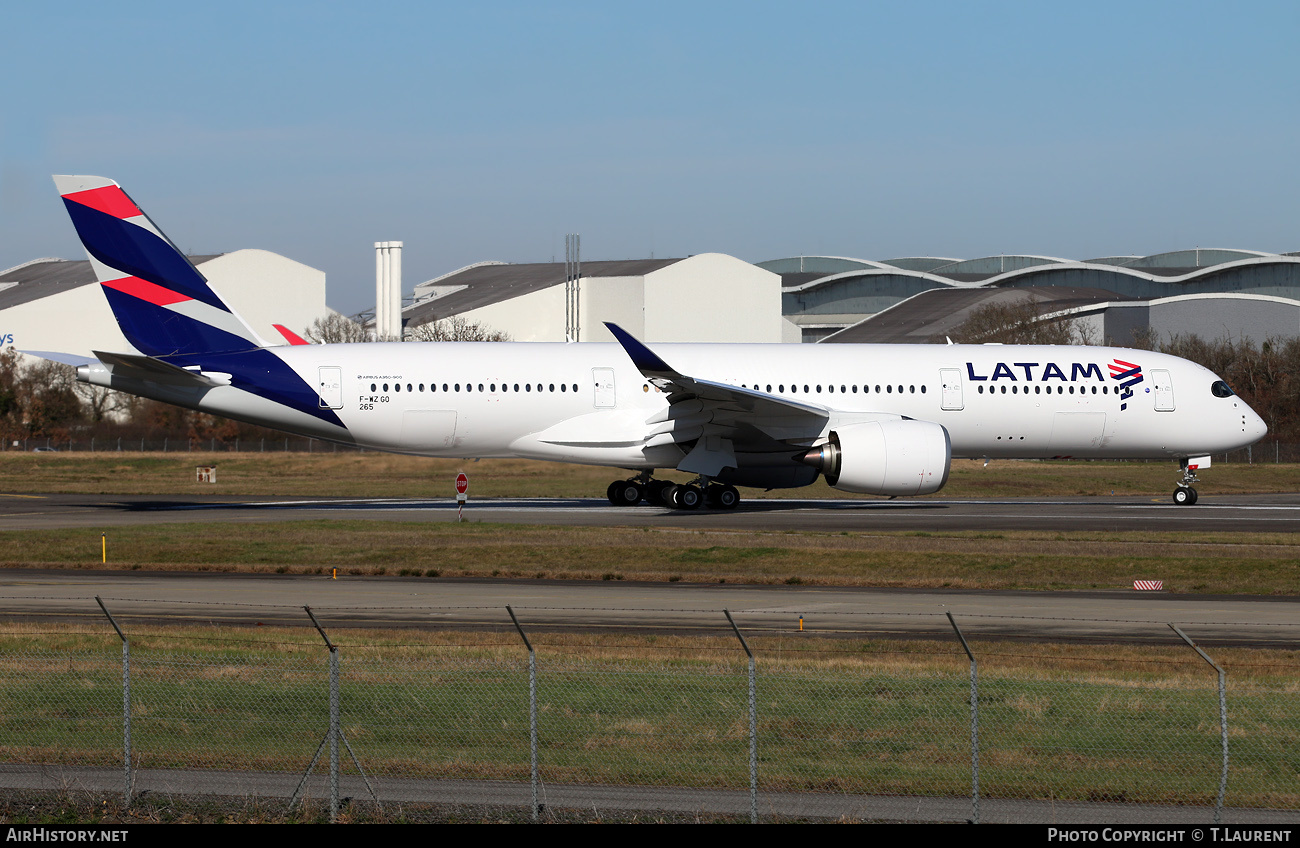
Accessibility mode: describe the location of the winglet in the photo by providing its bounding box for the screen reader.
[604,322,676,378]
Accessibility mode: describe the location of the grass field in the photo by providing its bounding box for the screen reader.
[0,623,1295,811]
[1,450,1298,499]
[2,520,1300,594]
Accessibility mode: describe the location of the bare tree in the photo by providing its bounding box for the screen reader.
[407,315,511,342]
[303,313,370,344]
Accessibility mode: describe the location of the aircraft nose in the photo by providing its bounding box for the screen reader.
[1248,407,1268,442]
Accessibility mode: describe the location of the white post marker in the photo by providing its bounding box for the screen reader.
[456,472,469,522]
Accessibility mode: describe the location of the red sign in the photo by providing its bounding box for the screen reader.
[456,473,469,496]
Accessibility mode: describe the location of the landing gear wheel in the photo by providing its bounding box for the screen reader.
[706,484,740,510]
[647,480,673,506]
[663,484,680,508]
[1173,486,1195,506]
[606,481,621,505]
[1187,487,1198,505]
[609,480,643,507]
[676,484,703,510]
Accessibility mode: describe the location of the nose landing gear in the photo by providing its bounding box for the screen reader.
[1172,459,1200,506]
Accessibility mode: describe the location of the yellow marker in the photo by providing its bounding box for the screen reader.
[101,533,106,564]
[332,568,337,580]
[799,616,803,632]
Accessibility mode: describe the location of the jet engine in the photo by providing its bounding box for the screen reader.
[796,419,951,496]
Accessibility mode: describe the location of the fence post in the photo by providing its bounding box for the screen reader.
[723,609,758,824]
[305,606,340,823]
[1170,624,1228,824]
[506,606,540,822]
[947,612,979,824]
[95,597,131,808]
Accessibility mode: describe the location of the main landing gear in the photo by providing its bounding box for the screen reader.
[1173,459,1199,506]
[605,473,740,510]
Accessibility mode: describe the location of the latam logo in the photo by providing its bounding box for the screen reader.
[1109,358,1143,410]
[965,362,1105,382]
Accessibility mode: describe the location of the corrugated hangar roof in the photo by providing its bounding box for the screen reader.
[0,256,221,311]
[403,258,683,327]
[821,286,1132,344]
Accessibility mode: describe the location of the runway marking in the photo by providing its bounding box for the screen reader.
[0,494,46,500]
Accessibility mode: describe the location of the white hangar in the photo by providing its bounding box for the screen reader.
[399,253,798,344]
[0,249,336,359]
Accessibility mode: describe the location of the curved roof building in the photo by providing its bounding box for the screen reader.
[762,250,1300,344]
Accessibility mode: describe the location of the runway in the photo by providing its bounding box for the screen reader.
[2,492,1298,646]
[4,491,1300,532]
[0,568,1296,647]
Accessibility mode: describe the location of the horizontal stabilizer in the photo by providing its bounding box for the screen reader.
[92,350,225,387]
[18,350,96,367]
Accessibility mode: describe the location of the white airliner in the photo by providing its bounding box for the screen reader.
[36,175,1268,510]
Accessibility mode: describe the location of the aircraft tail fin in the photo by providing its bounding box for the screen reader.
[53,176,269,358]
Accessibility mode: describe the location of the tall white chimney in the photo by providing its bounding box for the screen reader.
[374,241,404,340]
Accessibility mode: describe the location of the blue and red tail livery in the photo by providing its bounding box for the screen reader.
[53,175,340,427]
[54,175,266,358]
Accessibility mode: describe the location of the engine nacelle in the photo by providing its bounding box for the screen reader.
[797,419,951,496]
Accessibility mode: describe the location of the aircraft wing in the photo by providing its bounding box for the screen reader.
[605,322,832,475]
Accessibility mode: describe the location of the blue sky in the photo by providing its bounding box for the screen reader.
[3,1,1298,314]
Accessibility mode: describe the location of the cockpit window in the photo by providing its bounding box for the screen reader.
[1211,380,1234,398]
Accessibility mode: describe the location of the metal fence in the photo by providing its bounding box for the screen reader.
[0,602,1295,824]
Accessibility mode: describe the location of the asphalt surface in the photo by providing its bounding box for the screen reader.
[4,490,1300,532]
[0,569,1295,647]
[1,492,1298,646]
[3,764,1293,824]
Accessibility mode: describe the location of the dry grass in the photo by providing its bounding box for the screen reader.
[2,520,1300,593]
[2,451,1298,499]
[1,622,1295,809]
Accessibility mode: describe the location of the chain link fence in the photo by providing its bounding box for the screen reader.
[0,601,1295,823]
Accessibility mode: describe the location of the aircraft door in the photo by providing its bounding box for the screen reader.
[593,367,616,408]
[318,367,343,409]
[1151,369,1175,411]
[939,368,963,410]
